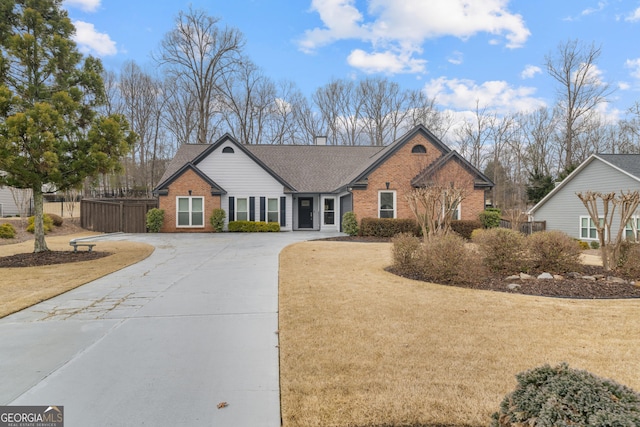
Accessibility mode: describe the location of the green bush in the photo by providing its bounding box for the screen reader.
[47,213,64,226]
[472,227,527,273]
[527,230,582,273]
[359,217,419,238]
[479,208,501,228]
[342,211,359,236]
[145,208,165,233]
[0,223,16,239]
[227,221,280,232]
[391,232,422,276]
[450,220,483,240]
[26,215,54,234]
[417,233,483,284]
[590,240,600,249]
[209,208,226,232]
[491,363,640,427]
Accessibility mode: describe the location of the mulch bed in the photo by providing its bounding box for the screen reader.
[0,251,111,268]
[316,236,640,299]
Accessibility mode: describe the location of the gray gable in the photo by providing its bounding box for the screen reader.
[596,154,640,179]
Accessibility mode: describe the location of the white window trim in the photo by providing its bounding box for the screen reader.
[322,196,336,226]
[176,196,204,228]
[267,197,279,223]
[580,215,603,240]
[624,216,640,241]
[378,190,397,219]
[236,197,249,221]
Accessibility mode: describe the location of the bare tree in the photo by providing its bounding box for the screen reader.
[545,39,614,171]
[268,80,307,144]
[577,191,640,271]
[313,79,364,145]
[155,7,245,144]
[454,102,493,170]
[405,90,453,140]
[358,77,409,146]
[163,78,199,146]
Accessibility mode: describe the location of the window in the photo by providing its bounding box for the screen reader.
[580,216,602,240]
[177,197,204,227]
[379,191,396,218]
[267,198,279,223]
[324,198,335,225]
[625,217,640,240]
[222,146,234,153]
[411,144,426,154]
[236,198,248,221]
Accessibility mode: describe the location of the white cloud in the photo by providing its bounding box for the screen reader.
[347,49,426,74]
[299,0,530,75]
[625,7,640,22]
[521,65,542,79]
[73,21,117,56]
[447,51,463,65]
[625,58,640,79]
[63,0,101,12]
[423,76,546,114]
[581,1,606,16]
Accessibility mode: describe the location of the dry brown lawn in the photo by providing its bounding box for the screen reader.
[279,241,640,427]
[0,233,154,318]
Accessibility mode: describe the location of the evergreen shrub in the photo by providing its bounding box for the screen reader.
[342,211,359,236]
[491,363,640,427]
[26,215,54,234]
[209,208,226,232]
[0,223,16,239]
[360,217,419,237]
[228,221,279,232]
[145,208,165,233]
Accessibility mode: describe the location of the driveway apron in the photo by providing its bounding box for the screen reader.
[0,232,333,426]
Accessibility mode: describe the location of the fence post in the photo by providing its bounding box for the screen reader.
[119,201,124,232]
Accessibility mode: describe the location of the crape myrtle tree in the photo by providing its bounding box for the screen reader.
[0,0,134,253]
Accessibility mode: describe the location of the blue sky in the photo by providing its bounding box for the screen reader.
[63,0,640,120]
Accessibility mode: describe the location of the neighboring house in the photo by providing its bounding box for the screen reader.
[0,186,30,217]
[153,125,494,232]
[528,154,640,242]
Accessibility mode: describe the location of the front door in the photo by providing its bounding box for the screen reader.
[298,197,314,229]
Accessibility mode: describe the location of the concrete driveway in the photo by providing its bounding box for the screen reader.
[0,231,337,426]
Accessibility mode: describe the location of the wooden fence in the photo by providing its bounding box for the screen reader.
[81,199,158,233]
[499,219,546,235]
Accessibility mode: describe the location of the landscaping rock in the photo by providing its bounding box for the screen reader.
[537,272,554,280]
[519,273,532,280]
[567,272,582,279]
[582,276,597,281]
[607,276,627,284]
[506,275,520,281]
[553,274,564,280]
[507,283,521,290]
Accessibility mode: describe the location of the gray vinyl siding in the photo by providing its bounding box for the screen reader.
[531,159,640,240]
[196,141,293,230]
[0,187,21,216]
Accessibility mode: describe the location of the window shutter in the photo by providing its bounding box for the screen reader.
[249,197,255,221]
[280,197,286,226]
[229,197,235,221]
[260,197,266,222]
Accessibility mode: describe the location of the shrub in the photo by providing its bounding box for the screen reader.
[209,208,226,232]
[342,211,359,236]
[0,223,16,239]
[526,230,582,273]
[360,217,419,238]
[616,241,640,277]
[450,220,483,240]
[577,240,590,250]
[491,363,640,427]
[47,213,64,226]
[26,215,54,234]
[590,240,600,249]
[391,232,422,276]
[479,208,501,228]
[228,221,280,232]
[472,227,527,273]
[146,208,165,233]
[417,233,483,284]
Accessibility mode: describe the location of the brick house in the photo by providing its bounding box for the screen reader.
[153,125,493,232]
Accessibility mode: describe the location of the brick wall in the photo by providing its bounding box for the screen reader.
[158,168,221,232]
[352,133,487,222]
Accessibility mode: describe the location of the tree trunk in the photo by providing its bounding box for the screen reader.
[32,187,49,253]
